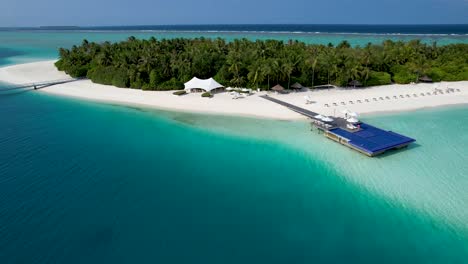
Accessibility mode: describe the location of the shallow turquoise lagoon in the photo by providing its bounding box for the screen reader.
[0,87,467,263]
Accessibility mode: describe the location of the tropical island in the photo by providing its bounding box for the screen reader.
[55,37,468,91]
[1,37,467,120]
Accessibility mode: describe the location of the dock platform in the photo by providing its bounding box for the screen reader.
[260,95,415,157]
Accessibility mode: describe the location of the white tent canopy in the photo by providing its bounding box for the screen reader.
[184,77,224,92]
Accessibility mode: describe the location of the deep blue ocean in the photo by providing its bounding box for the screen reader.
[1,27,468,263]
[4,24,468,35]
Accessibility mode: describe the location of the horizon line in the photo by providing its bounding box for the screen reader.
[1,23,468,29]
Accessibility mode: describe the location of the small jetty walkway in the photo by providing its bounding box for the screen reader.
[260,95,319,118]
[0,77,84,91]
[260,95,415,157]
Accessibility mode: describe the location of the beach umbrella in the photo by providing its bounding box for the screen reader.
[347,117,359,123]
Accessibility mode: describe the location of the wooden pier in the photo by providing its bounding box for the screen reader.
[260,95,415,157]
[0,77,84,92]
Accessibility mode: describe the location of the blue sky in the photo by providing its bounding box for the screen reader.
[1,0,467,27]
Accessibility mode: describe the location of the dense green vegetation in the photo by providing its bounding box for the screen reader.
[172,90,187,96]
[55,37,468,90]
[201,92,213,98]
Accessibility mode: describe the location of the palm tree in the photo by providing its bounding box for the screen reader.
[281,62,294,89]
[247,62,264,89]
[305,51,318,87]
[261,60,273,89]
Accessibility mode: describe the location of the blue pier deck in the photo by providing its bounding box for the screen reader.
[327,123,416,156]
[260,95,416,157]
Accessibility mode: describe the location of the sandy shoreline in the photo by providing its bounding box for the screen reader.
[1,60,467,120]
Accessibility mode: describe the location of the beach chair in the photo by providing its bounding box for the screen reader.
[393,96,398,99]
[456,89,460,92]
[385,96,390,100]
[399,95,404,98]
[406,94,411,98]
[379,97,384,100]
[333,103,338,106]
[426,92,431,96]
[365,99,370,102]
[341,102,346,105]
[324,103,330,107]
[413,94,418,97]
[373,98,377,101]
[420,93,425,96]
[357,100,362,103]
[349,101,354,104]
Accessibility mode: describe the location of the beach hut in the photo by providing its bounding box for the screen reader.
[419,75,433,83]
[271,84,285,93]
[184,77,224,93]
[348,80,362,88]
[290,82,304,90]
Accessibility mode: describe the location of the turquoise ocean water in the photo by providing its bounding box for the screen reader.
[1,30,468,263]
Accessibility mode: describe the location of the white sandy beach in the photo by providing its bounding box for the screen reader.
[1,60,467,120]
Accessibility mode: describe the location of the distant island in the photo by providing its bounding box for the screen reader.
[39,26,81,30]
[55,37,468,90]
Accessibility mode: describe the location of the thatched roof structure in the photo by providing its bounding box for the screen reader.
[348,80,362,87]
[419,75,433,83]
[272,84,285,91]
[290,82,303,89]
